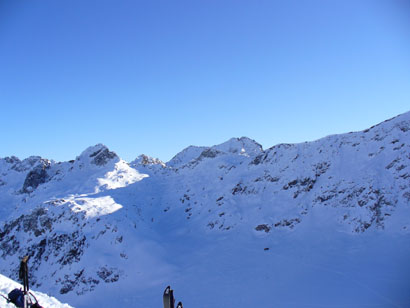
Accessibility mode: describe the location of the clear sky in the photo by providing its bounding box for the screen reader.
[1,0,409,163]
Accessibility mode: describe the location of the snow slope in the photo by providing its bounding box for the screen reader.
[0,112,409,307]
[0,274,73,308]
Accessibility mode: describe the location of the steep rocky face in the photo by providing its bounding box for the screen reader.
[0,200,124,295]
[89,148,117,166]
[21,159,51,193]
[74,144,119,167]
[131,154,165,167]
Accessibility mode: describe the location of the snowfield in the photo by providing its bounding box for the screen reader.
[0,112,410,307]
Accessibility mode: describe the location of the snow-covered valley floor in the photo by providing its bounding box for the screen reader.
[62,221,410,308]
[167,230,410,308]
[2,228,409,308]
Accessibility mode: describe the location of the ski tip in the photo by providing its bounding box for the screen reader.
[176,301,183,308]
[164,285,171,295]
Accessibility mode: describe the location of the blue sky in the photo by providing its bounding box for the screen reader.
[1,0,409,162]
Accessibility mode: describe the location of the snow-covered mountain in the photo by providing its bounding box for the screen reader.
[0,112,409,307]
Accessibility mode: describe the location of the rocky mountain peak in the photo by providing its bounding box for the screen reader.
[3,156,20,165]
[167,137,263,168]
[131,154,166,167]
[167,145,208,168]
[212,137,263,156]
[77,144,119,166]
[7,156,48,173]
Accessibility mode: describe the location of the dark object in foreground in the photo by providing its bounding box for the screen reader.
[8,288,25,307]
[19,256,29,295]
[3,289,43,308]
[1,256,44,308]
[163,285,183,308]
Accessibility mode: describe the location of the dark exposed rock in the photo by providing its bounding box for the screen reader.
[21,160,51,193]
[255,224,271,233]
[57,232,87,266]
[393,144,405,151]
[300,177,316,189]
[265,175,279,182]
[4,156,20,165]
[0,233,20,257]
[135,154,164,167]
[274,218,301,229]
[316,192,337,203]
[396,164,406,171]
[59,269,100,295]
[283,179,298,190]
[400,173,410,179]
[60,283,74,294]
[32,227,87,266]
[386,158,401,170]
[180,194,190,203]
[340,187,366,206]
[139,155,151,165]
[97,267,120,283]
[250,154,264,165]
[314,162,330,176]
[0,208,51,254]
[255,174,280,183]
[198,148,221,160]
[232,183,257,195]
[90,148,117,166]
[12,156,43,172]
[397,121,410,132]
[283,177,316,198]
[353,220,372,233]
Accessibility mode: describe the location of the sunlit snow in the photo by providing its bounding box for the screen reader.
[97,160,148,191]
[68,195,123,219]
